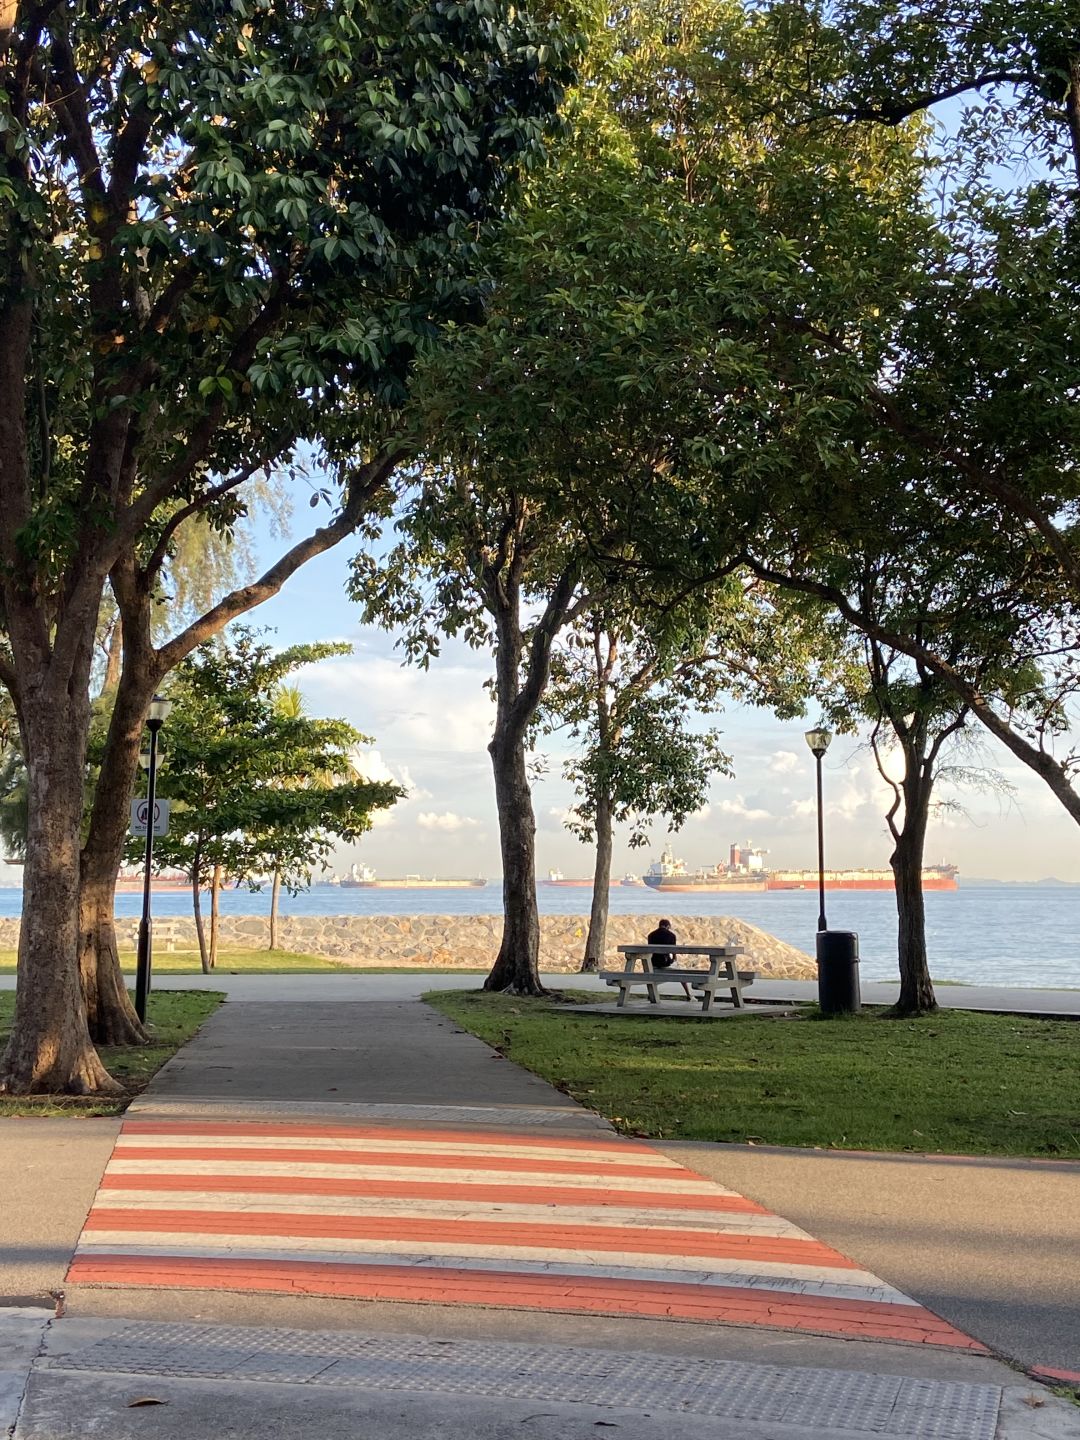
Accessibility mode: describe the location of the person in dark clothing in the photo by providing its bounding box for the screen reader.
[647,918,678,962]
[646,918,692,999]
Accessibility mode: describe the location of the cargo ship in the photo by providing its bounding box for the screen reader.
[767,864,958,892]
[643,844,769,893]
[642,843,960,893]
[115,868,191,892]
[543,869,618,887]
[340,864,485,889]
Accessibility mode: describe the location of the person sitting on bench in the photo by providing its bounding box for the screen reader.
[646,918,693,1000]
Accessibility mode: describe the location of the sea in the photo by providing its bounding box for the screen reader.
[0,882,1076,988]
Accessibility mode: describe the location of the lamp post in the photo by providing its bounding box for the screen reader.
[134,694,173,1024]
[804,727,832,934]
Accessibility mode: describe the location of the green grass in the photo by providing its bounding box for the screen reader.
[0,947,350,974]
[0,990,223,1117]
[426,989,1080,1158]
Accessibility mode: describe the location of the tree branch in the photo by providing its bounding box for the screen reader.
[743,555,1080,827]
[835,70,1032,126]
[47,27,106,202]
[152,450,403,675]
[141,453,278,586]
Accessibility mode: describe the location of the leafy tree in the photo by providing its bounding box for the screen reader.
[722,2,1080,829]
[356,0,931,992]
[132,636,400,972]
[548,583,856,970]
[805,0,1080,183]
[0,0,579,1091]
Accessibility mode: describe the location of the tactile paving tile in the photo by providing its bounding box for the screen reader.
[49,1322,1001,1439]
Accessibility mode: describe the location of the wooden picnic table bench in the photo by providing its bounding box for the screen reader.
[600,944,754,1012]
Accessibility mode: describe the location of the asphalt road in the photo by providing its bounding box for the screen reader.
[661,1141,1080,1376]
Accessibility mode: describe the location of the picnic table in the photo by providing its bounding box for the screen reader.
[600,944,754,1012]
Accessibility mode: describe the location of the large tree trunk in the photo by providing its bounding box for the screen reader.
[889,781,936,1017]
[0,701,120,1094]
[581,787,613,972]
[484,734,544,995]
[79,602,157,1043]
[270,867,281,950]
[78,851,148,1046]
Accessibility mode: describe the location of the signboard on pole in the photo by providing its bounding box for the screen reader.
[130,798,171,837]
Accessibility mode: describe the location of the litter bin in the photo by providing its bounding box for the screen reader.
[816,930,860,1015]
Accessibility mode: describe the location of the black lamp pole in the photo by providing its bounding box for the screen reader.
[804,727,833,935]
[814,749,827,933]
[134,697,171,1023]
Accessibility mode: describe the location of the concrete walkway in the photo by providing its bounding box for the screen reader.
[3,968,1074,1014]
[3,991,1079,1439]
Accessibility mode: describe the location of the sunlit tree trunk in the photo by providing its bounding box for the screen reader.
[270,866,281,950]
[209,864,223,969]
[581,787,613,972]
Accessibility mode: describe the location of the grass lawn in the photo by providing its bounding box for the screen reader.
[0,947,351,974]
[426,989,1080,1158]
[0,989,223,1117]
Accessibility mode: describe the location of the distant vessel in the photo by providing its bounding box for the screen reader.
[767,865,959,892]
[115,868,191,892]
[621,873,645,887]
[340,864,485,890]
[543,868,617,888]
[643,843,768,893]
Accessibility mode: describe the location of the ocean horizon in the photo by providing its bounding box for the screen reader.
[0,881,1076,988]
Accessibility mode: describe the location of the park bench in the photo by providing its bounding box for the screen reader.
[601,944,755,1012]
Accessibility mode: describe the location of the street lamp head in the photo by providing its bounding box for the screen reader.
[138,746,152,772]
[804,727,832,759]
[146,694,173,727]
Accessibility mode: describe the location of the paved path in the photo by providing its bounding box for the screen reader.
[67,1107,979,1349]
[2,970,1079,1013]
[4,994,1078,1438]
[64,1002,979,1350]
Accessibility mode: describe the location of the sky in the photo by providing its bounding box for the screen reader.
[154,485,1080,887]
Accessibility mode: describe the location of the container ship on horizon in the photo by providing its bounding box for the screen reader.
[642,843,959,893]
[339,864,486,890]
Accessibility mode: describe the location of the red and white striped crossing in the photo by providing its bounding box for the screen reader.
[68,1118,983,1350]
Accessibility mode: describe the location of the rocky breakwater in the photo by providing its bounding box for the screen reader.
[0,913,814,977]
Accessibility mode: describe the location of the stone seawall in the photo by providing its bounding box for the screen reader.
[0,913,815,978]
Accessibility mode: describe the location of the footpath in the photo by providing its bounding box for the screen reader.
[1,983,1078,1440]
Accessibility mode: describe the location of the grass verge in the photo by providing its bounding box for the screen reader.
[426,989,1080,1158]
[0,989,223,1117]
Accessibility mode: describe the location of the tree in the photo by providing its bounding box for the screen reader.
[721,2,1080,827]
[0,0,579,1091]
[805,0,1080,184]
[262,681,367,952]
[133,636,400,972]
[356,0,931,992]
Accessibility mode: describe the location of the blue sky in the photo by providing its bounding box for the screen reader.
[220,479,1080,885]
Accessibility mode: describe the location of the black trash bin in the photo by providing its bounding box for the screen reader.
[816,930,860,1015]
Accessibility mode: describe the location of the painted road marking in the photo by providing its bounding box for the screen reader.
[69,1119,984,1350]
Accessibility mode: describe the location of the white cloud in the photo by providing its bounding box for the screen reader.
[716,796,772,822]
[768,750,800,775]
[352,748,431,800]
[416,811,480,833]
[297,655,495,755]
[546,806,577,826]
[689,804,712,822]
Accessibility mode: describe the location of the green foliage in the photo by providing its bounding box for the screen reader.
[1,0,583,611]
[130,633,401,888]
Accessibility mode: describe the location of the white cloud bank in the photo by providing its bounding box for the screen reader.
[416,811,480,833]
